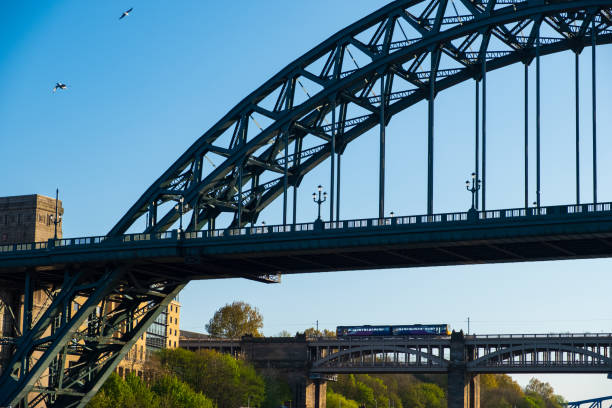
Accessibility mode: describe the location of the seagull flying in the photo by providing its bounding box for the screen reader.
[119,7,133,20]
[53,82,67,93]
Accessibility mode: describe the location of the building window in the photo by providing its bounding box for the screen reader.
[17,214,22,225]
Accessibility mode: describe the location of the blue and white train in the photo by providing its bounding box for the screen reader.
[336,324,451,337]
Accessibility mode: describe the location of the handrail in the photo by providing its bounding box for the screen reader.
[1,201,612,255]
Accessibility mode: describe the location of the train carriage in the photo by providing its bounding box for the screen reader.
[336,324,450,337]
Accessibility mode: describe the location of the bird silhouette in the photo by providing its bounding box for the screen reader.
[119,7,133,20]
[53,82,67,93]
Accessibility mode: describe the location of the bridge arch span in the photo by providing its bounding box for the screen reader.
[468,342,612,372]
[311,344,449,372]
[110,0,612,236]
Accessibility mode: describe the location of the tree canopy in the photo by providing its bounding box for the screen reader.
[205,301,263,338]
[87,372,214,408]
[156,348,265,408]
[302,327,336,338]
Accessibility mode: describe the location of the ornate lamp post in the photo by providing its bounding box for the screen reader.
[51,188,61,240]
[312,185,327,221]
[465,173,481,210]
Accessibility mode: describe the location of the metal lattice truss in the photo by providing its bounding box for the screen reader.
[0,270,185,408]
[567,395,612,408]
[110,0,612,236]
[309,336,612,373]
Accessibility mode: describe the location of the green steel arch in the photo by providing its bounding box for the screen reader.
[110,0,612,236]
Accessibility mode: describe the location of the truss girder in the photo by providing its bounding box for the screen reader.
[109,0,612,236]
[0,268,186,408]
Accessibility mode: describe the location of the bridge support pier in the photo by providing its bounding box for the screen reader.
[307,379,326,408]
[448,371,479,408]
[448,331,480,408]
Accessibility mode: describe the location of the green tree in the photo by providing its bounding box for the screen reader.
[400,383,446,408]
[277,330,293,337]
[153,375,215,408]
[327,391,360,408]
[261,374,292,408]
[87,373,159,408]
[206,301,263,338]
[157,348,265,408]
[525,378,565,408]
[480,374,525,408]
[526,379,554,400]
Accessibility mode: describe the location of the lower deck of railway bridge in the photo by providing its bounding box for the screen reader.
[180,331,612,408]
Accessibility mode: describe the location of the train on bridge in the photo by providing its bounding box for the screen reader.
[336,324,451,337]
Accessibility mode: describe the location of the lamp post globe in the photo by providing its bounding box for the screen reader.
[313,185,327,221]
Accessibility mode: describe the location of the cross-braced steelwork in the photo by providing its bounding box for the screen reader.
[567,396,612,408]
[0,268,185,408]
[109,0,612,237]
[3,0,612,406]
[309,334,612,374]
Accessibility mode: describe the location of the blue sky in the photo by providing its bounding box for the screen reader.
[2,0,612,400]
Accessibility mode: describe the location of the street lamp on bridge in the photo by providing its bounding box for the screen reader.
[465,173,481,211]
[312,185,327,221]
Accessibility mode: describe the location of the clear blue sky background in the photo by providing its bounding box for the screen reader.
[2,0,612,400]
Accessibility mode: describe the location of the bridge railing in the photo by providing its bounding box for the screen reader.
[2,201,612,254]
[471,333,612,339]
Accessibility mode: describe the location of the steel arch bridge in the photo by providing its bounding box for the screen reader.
[309,333,612,374]
[109,0,612,236]
[2,1,612,407]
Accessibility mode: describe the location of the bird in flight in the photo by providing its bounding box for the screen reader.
[53,82,67,93]
[119,7,133,20]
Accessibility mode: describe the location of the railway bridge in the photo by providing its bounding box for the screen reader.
[181,332,612,408]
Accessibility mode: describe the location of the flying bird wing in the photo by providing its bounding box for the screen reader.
[119,8,133,19]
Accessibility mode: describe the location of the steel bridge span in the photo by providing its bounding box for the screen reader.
[2,0,612,407]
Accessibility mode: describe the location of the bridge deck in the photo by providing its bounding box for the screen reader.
[2,203,612,283]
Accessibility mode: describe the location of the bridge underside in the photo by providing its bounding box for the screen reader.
[3,210,612,283]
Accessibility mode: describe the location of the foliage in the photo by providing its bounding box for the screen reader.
[480,374,525,408]
[330,374,390,408]
[400,383,446,408]
[261,374,292,408]
[526,378,555,400]
[327,390,360,408]
[276,330,293,337]
[329,373,567,408]
[153,375,215,408]
[87,372,214,408]
[206,301,263,338]
[87,372,157,408]
[156,348,265,408]
[525,378,566,408]
[302,327,336,338]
